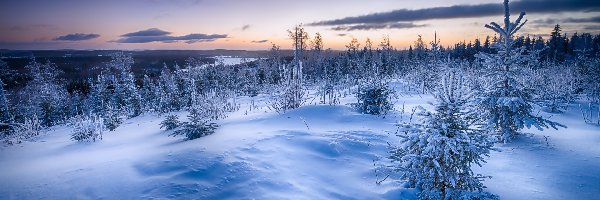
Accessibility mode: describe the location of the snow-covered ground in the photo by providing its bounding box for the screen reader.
[474,100,600,200]
[1,85,599,199]
[213,56,258,66]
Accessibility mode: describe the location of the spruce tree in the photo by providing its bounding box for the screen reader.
[106,52,142,118]
[170,106,218,140]
[475,0,564,142]
[0,79,9,123]
[391,71,497,199]
[17,60,68,127]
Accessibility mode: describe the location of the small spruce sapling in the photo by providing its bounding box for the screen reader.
[160,114,180,130]
[474,0,564,142]
[353,83,394,115]
[170,107,218,140]
[103,105,122,131]
[71,115,103,142]
[391,71,497,200]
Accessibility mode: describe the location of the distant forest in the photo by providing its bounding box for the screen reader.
[0,23,598,93]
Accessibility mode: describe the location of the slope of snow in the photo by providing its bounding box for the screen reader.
[1,89,599,199]
[474,101,600,200]
[0,94,417,199]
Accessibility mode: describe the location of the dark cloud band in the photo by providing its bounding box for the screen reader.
[310,0,600,26]
[331,22,426,31]
[115,29,227,44]
[54,33,100,41]
[121,28,171,37]
[251,39,269,43]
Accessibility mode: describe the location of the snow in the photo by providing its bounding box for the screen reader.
[1,87,599,199]
[473,100,600,200]
[213,56,258,66]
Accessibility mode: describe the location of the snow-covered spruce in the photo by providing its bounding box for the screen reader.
[353,83,394,115]
[391,71,497,199]
[3,117,44,145]
[16,60,68,127]
[271,25,308,113]
[103,106,122,131]
[0,79,9,124]
[159,114,180,130]
[474,0,564,142]
[169,107,218,140]
[531,65,577,113]
[71,115,103,142]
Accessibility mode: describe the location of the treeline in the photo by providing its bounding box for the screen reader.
[410,24,600,62]
[1,25,599,143]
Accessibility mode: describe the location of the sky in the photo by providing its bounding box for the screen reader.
[0,0,598,50]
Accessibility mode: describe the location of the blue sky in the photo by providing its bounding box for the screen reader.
[0,0,598,50]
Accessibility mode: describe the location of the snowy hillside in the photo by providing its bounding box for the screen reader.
[1,1,599,199]
[1,92,599,199]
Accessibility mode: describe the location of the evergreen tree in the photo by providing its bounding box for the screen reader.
[140,74,158,112]
[0,79,10,124]
[475,0,564,142]
[160,114,180,130]
[71,114,103,142]
[87,75,110,115]
[482,36,491,53]
[548,24,564,61]
[170,106,218,140]
[272,25,308,112]
[17,60,68,127]
[103,105,122,131]
[106,52,142,118]
[391,71,497,199]
[533,36,546,51]
[414,35,427,60]
[474,38,482,53]
[157,65,179,113]
[523,35,532,52]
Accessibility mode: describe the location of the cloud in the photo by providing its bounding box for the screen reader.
[8,26,26,31]
[7,24,58,31]
[584,25,600,31]
[531,18,558,25]
[121,28,171,37]
[337,33,347,37]
[115,29,227,44]
[331,22,426,31]
[532,16,600,25]
[54,33,100,41]
[309,0,600,26]
[564,16,600,23]
[242,25,251,31]
[251,39,269,43]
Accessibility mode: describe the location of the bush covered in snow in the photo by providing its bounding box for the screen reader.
[353,84,394,115]
[270,84,305,113]
[531,65,577,113]
[71,115,103,142]
[160,114,180,130]
[103,107,122,131]
[2,117,44,145]
[170,107,218,140]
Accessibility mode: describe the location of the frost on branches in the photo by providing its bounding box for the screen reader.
[474,0,564,143]
[169,106,218,140]
[391,71,497,200]
[71,115,103,142]
[271,25,308,113]
[353,82,394,115]
[160,114,180,131]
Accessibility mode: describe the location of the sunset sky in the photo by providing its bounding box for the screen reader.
[0,0,598,50]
